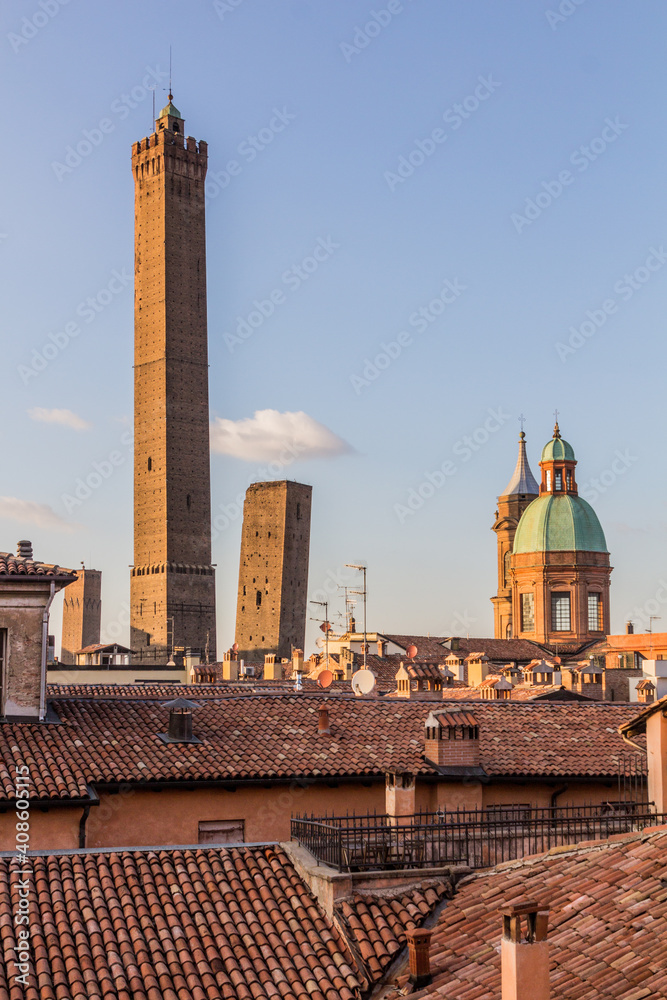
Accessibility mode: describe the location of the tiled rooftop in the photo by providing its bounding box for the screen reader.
[335,881,451,987]
[0,553,76,578]
[0,844,362,1000]
[391,825,667,1000]
[0,693,644,801]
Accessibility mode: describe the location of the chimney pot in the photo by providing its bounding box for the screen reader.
[168,706,193,741]
[406,927,432,988]
[318,703,330,736]
[626,621,634,634]
[501,900,550,1000]
[16,540,33,560]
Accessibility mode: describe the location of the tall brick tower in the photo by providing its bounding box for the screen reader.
[60,568,102,664]
[491,432,539,639]
[235,481,312,661]
[130,95,216,665]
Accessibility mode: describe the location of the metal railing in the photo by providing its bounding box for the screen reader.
[291,802,664,872]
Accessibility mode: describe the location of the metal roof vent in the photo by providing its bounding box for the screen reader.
[158,697,202,744]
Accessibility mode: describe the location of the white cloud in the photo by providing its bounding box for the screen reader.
[210,409,353,462]
[28,407,91,431]
[0,497,77,533]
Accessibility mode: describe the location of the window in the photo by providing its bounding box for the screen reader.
[551,592,571,631]
[566,470,573,490]
[186,494,191,510]
[147,457,152,471]
[503,550,511,588]
[505,621,512,638]
[296,503,301,519]
[198,820,245,844]
[554,470,562,490]
[256,590,262,607]
[588,593,603,631]
[545,470,552,490]
[521,593,535,631]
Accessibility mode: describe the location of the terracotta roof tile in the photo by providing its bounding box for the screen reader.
[335,881,451,985]
[0,553,76,578]
[397,828,667,1000]
[1,845,362,1000]
[0,694,644,801]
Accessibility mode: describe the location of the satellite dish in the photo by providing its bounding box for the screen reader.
[406,644,418,659]
[318,669,333,689]
[351,669,376,696]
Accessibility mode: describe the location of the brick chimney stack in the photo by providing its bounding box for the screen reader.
[318,703,331,736]
[501,901,550,1000]
[221,650,239,681]
[424,709,480,767]
[626,621,634,634]
[16,540,33,559]
[406,927,432,989]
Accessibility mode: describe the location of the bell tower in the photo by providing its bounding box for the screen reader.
[130,95,216,664]
[491,430,539,638]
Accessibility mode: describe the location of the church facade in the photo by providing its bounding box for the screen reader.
[492,423,611,645]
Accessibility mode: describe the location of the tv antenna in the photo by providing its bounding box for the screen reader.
[310,600,330,668]
[346,564,367,669]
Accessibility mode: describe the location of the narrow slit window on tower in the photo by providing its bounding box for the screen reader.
[148,457,152,471]
[296,503,301,520]
[256,590,262,608]
[186,494,191,510]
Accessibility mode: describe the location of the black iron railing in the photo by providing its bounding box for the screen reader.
[291,803,665,872]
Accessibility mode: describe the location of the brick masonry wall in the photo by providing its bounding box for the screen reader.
[130,121,216,663]
[235,481,312,660]
[425,735,481,767]
[60,569,101,664]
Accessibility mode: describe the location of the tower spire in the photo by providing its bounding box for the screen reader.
[500,430,539,497]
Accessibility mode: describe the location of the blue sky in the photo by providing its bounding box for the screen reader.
[2,0,666,653]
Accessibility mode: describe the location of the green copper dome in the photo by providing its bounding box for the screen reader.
[513,494,608,554]
[541,423,575,462]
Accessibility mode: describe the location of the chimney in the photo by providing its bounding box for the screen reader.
[318,702,330,736]
[264,652,282,681]
[292,648,304,675]
[222,650,239,681]
[340,646,356,679]
[16,540,33,560]
[385,771,415,825]
[425,709,480,767]
[159,698,201,744]
[406,927,432,989]
[626,621,634,634]
[169,705,193,741]
[501,901,550,1000]
[377,639,387,657]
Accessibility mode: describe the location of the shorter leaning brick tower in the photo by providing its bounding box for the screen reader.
[235,481,312,661]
